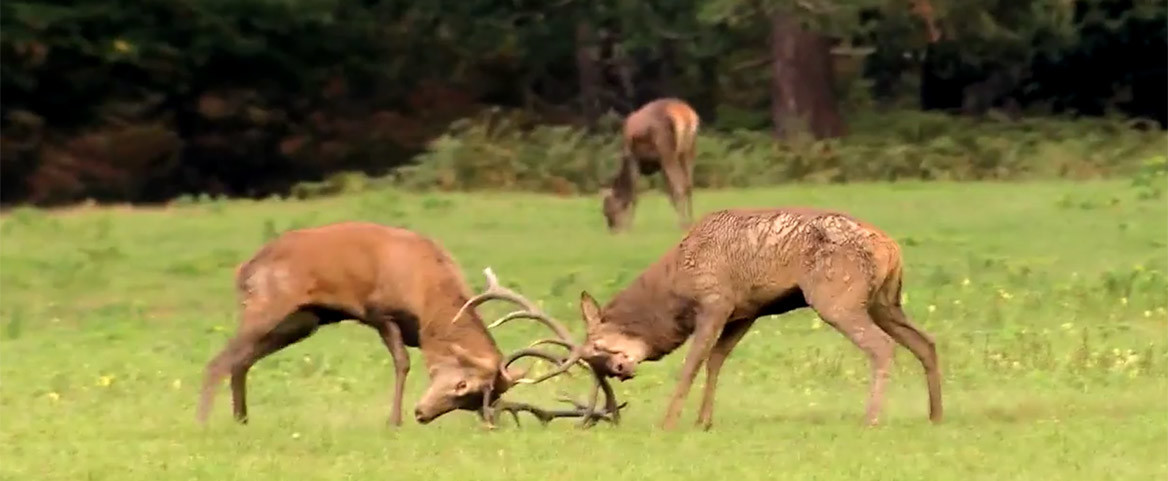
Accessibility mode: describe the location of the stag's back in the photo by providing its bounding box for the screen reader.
[674,208,902,304]
[623,98,699,153]
[235,221,475,324]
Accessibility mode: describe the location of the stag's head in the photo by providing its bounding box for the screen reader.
[601,188,634,233]
[413,346,522,424]
[433,268,625,426]
[510,290,651,384]
[574,290,651,381]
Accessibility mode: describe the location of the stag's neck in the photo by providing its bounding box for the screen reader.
[610,155,639,204]
[603,250,696,360]
[418,297,502,365]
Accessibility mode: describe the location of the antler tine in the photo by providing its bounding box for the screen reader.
[488,311,576,345]
[557,393,628,415]
[450,267,577,344]
[489,383,625,428]
[501,347,625,428]
[503,347,583,380]
[447,267,506,327]
[490,400,620,427]
[577,369,603,428]
[591,366,623,425]
[528,338,575,351]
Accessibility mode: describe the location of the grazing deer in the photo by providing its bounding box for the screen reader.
[602,97,700,233]
[196,221,616,427]
[522,207,943,430]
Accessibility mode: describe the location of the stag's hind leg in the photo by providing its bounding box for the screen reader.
[228,309,321,423]
[198,333,253,424]
[650,133,691,229]
[681,146,696,223]
[197,304,318,425]
[660,158,692,229]
[813,306,895,426]
[870,301,942,423]
[804,281,895,427]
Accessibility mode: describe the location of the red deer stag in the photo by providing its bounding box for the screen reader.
[521,207,943,430]
[196,221,619,428]
[602,97,700,233]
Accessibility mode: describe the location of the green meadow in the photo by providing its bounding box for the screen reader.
[1,180,1165,480]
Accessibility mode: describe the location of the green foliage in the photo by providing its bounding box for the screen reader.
[0,0,1164,206]
[395,109,1165,193]
[395,110,622,194]
[1,0,392,126]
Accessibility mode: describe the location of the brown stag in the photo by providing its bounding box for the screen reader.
[602,97,700,233]
[519,207,943,430]
[196,221,619,428]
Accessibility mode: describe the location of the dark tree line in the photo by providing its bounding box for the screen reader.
[1,0,1164,206]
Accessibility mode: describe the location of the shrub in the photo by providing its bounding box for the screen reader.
[394,109,1166,194]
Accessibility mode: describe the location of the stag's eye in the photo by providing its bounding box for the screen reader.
[455,380,468,392]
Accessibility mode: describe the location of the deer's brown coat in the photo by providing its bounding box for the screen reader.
[603,97,700,232]
[567,207,943,429]
[196,221,518,426]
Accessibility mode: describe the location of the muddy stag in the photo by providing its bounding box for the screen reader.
[602,97,700,233]
[196,221,619,428]
[523,207,943,430]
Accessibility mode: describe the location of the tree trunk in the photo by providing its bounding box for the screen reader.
[768,11,847,139]
[693,55,720,124]
[654,40,679,99]
[575,21,603,126]
[609,42,638,113]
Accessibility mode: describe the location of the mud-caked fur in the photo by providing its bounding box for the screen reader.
[602,97,700,233]
[196,221,519,427]
[575,207,943,429]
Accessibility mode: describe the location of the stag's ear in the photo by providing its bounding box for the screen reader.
[579,290,603,328]
[451,344,496,372]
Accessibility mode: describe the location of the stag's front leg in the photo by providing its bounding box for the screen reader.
[696,318,757,430]
[660,303,732,430]
[377,320,411,427]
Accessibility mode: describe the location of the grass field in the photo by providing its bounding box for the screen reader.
[2,180,1166,480]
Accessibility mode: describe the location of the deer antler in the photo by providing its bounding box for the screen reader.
[450,268,575,342]
[454,267,624,427]
[488,347,625,428]
[454,269,592,386]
